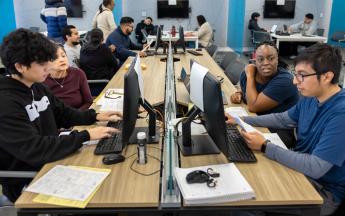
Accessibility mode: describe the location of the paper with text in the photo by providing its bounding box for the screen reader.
[134,56,145,103]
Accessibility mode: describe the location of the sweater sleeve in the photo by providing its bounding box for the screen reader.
[106,11,117,32]
[0,100,90,168]
[242,111,297,129]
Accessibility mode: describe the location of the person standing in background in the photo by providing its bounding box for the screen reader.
[92,0,117,42]
[40,0,67,44]
[62,25,81,68]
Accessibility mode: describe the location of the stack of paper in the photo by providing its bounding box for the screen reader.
[96,88,124,112]
[175,163,255,205]
[26,165,111,208]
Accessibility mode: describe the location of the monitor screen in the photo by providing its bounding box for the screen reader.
[157,0,189,18]
[263,0,296,19]
[64,0,83,18]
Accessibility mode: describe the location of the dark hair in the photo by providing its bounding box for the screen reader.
[0,28,57,77]
[305,13,314,19]
[251,12,260,20]
[120,17,134,25]
[62,25,76,41]
[256,41,289,70]
[99,0,113,13]
[196,15,206,26]
[81,28,104,52]
[294,43,341,84]
[146,17,153,22]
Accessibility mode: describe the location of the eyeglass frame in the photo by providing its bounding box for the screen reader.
[292,72,318,82]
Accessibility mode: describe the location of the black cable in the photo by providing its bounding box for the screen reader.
[129,154,161,176]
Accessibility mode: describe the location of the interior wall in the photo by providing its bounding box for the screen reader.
[13,0,122,32]
[243,0,330,51]
[122,0,228,47]
[0,0,16,41]
[328,0,345,47]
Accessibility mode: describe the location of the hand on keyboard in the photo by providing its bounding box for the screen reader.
[240,130,266,151]
[96,111,123,122]
[87,126,119,140]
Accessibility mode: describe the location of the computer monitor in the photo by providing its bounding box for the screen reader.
[122,57,160,144]
[173,26,186,54]
[154,26,166,54]
[177,61,229,156]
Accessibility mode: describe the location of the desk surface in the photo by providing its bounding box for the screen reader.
[15,50,323,211]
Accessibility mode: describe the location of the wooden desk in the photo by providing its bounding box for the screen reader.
[174,49,322,213]
[271,33,327,49]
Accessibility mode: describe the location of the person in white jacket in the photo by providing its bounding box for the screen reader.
[92,0,117,42]
[186,15,213,48]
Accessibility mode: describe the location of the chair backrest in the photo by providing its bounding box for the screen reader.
[331,31,345,42]
[220,51,238,70]
[224,60,245,85]
[316,28,325,36]
[206,44,218,57]
[252,31,272,45]
[87,79,109,96]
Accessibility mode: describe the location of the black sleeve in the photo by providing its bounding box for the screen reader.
[129,40,143,50]
[0,100,90,168]
[102,45,119,70]
[248,20,263,31]
[44,85,97,128]
[135,23,142,36]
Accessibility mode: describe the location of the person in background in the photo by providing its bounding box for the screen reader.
[80,28,119,80]
[248,12,266,32]
[289,13,317,35]
[40,0,67,44]
[135,17,154,45]
[185,15,213,48]
[106,17,146,66]
[0,29,121,202]
[62,25,81,68]
[44,45,93,110]
[230,41,299,148]
[228,43,344,216]
[92,0,117,42]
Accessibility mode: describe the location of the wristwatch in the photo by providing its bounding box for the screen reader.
[261,139,270,153]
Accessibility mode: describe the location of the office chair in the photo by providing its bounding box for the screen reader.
[206,44,218,57]
[252,31,272,49]
[219,51,238,70]
[88,79,109,97]
[224,60,245,85]
[316,28,325,36]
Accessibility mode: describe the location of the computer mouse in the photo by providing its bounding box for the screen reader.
[186,170,210,184]
[102,154,125,165]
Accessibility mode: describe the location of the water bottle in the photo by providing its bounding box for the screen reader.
[171,25,176,37]
[137,132,147,164]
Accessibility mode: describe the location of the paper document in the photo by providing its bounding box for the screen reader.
[175,163,255,205]
[25,165,110,201]
[263,133,288,149]
[225,107,248,117]
[232,115,261,134]
[96,89,123,112]
[134,56,145,103]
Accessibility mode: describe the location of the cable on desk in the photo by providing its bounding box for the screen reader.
[130,154,161,176]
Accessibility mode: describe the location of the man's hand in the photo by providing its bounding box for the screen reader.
[109,44,116,53]
[225,113,236,125]
[240,130,266,151]
[139,51,147,57]
[245,64,256,79]
[230,91,242,104]
[87,126,119,140]
[96,111,122,122]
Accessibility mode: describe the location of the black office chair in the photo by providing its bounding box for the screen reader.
[88,79,109,97]
[219,51,238,70]
[206,44,218,57]
[224,60,245,85]
[252,31,272,49]
[316,28,325,36]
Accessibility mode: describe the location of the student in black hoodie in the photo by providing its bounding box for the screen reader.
[0,28,121,202]
[135,17,154,44]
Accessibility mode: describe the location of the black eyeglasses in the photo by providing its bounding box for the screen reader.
[292,72,318,82]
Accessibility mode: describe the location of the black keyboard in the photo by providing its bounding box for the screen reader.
[225,124,257,162]
[187,50,203,56]
[94,121,123,155]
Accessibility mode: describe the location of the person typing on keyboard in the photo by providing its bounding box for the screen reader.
[226,44,345,216]
[0,29,122,203]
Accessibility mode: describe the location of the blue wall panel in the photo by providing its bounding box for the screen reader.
[113,0,123,26]
[227,0,245,53]
[328,0,345,48]
[0,0,16,43]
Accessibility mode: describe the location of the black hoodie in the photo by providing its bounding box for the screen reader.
[0,76,96,201]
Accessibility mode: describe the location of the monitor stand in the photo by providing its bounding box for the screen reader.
[176,106,220,156]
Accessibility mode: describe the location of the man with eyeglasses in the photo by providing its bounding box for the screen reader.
[227,43,345,216]
[106,16,146,66]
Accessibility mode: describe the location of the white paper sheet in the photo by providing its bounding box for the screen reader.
[190,62,208,111]
[134,55,145,103]
[25,165,110,201]
[225,107,249,117]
